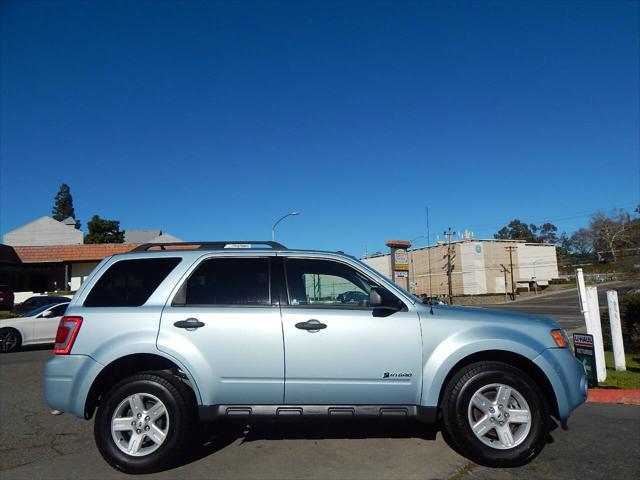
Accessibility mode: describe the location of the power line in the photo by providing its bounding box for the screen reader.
[440,202,639,235]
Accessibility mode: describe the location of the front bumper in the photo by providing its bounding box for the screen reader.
[44,354,104,418]
[534,347,588,420]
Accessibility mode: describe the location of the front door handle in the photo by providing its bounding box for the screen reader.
[295,320,327,331]
[174,318,205,330]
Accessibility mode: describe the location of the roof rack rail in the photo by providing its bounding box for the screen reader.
[131,241,287,252]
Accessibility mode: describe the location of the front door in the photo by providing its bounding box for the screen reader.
[158,255,284,405]
[280,256,422,405]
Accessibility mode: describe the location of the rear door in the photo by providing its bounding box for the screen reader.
[158,254,284,405]
[280,256,423,405]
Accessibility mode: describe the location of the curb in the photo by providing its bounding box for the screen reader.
[587,389,640,405]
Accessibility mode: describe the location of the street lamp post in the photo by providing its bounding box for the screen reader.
[272,211,300,241]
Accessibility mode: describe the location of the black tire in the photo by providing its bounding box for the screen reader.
[94,371,197,474]
[0,328,22,353]
[441,361,549,467]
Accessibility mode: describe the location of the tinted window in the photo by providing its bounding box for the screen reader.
[48,304,68,317]
[181,258,270,306]
[22,304,54,317]
[285,259,376,307]
[84,258,181,307]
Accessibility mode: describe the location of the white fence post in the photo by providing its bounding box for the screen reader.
[576,268,589,314]
[606,290,626,371]
[586,286,607,382]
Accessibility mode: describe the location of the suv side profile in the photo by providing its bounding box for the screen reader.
[44,241,587,474]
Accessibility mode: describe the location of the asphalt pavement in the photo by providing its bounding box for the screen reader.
[481,280,639,333]
[1,348,639,479]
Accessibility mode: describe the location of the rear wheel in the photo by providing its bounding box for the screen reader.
[0,328,22,353]
[94,372,196,474]
[441,361,548,467]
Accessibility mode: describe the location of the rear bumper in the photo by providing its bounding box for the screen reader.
[44,354,103,418]
[534,347,588,420]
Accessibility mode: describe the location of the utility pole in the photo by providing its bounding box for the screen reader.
[500,264,509,301]
[505,246,517,300]
[426,207,433,298]
[445,227,454,304]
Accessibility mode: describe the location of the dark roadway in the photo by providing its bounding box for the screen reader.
[481,280,639,333]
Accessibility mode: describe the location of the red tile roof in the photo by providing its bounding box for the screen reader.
[13,243,140,263]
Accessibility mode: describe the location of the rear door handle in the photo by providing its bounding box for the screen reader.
[174,318,205,330]
[295,320,327,331]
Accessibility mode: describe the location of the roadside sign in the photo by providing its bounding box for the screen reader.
[573,333,598,388]
[394,250,409,271]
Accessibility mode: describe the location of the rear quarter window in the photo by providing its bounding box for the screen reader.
[84,258,181,307]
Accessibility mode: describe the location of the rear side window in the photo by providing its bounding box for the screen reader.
[84,258,181,307]
[176,257,270,306]
[48,303,68,317]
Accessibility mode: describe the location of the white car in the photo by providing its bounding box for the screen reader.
[0,302,69,352]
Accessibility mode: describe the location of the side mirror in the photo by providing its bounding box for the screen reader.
[41,310,52,318]
[369,287,402,311]
[369,287,384,307]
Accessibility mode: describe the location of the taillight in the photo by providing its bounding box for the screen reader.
[53,316,83,354]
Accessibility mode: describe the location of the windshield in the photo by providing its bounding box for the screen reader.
[353,257,421,304]
[392,282,422,304]
[21,304,55,317]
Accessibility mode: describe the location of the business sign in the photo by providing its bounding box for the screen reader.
[573,333,598,388]
[394,250,409,271]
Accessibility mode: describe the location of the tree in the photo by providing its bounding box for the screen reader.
[562,228,595,261]
[85,215,125,244]
[537,223,559,244]
[589,209,630,262]
[494,219,559,243]
[52,183,80,228]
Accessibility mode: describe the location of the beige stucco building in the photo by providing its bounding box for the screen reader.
[362,239,559,297]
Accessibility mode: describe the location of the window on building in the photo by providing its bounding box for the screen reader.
[84,258,181,307]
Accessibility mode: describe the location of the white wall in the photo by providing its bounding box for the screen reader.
[460,242,488,295]
[70,262,99,291]
[516,244,559,284]
[13,291,73,303]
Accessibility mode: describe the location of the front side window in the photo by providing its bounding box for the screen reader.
[285,258,376,307]
[84,258,182,307]
[179,257,270,306]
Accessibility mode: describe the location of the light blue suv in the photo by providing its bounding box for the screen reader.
[44,241,587,473]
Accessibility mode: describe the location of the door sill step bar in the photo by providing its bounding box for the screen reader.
[199,405,438,423]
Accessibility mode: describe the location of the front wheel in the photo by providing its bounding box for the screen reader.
[94,372,196,474]
[441,361,549,467]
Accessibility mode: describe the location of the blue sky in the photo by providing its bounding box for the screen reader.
[1,0,638,256]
